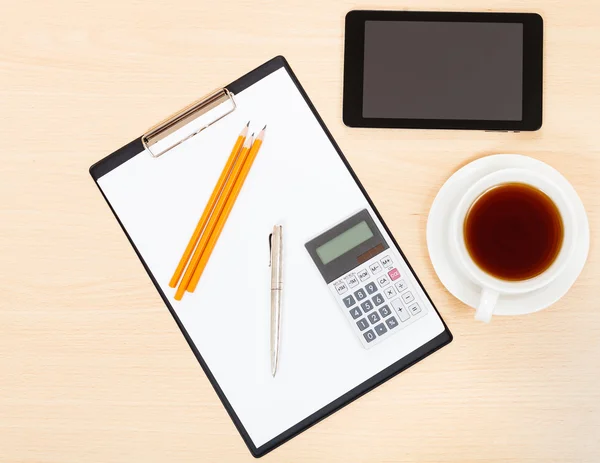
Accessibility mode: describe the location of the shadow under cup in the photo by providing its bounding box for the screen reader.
[463,182,564,282]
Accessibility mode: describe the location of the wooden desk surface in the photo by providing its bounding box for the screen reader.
[1,0,599,461]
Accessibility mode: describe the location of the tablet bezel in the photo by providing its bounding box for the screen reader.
[343,10,543,131]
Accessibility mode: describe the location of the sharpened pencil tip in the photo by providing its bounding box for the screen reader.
[263,124,267,130]
[246,121,250,127]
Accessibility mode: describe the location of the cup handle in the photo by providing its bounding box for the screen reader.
[475,288,499,323]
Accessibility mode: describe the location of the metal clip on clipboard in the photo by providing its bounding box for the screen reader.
[141,88,237,158]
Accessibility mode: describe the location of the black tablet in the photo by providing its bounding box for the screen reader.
[343,11,543,131]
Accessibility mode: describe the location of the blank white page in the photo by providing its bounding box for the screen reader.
[97,67,445,447]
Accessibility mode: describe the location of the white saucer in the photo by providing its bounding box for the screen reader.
[426,154,590,316]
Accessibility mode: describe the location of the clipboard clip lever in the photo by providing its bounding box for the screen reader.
[141,88,237,158]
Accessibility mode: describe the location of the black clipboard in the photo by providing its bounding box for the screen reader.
[90,56,452,458]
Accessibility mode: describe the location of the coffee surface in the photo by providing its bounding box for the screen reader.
[464,183,564,281]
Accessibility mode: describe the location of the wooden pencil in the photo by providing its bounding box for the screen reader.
[186,126,266,293]
[169,122,249,289]
[174,133,255,300]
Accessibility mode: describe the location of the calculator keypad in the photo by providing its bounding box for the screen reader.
[332,252,428,348]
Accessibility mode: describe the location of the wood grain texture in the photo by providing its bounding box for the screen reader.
[1,0,599,461]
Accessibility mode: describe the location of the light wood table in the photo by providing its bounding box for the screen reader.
[1,0,599,461]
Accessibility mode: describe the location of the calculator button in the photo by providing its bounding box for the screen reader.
[372,293,385,306]
[402,291,415,305]
[365,282,378,294]
[342,295,356,308]
[335,281,348,295]
[349,307,362,319]
[363,330,376,343]
[379,305,392,318]
[354,288,367,301]
[360,300,374,313]
[356,318,370,331]
[368,312,381,324]
[377,275,390,287]
[391,298,402,310]
[395,279,408,292]
[396,305,411,322]
[386,316,399,330]
[345,274,359,288]
[369,262,382,274]
[380,255,393,268]
[388,268,401,281]
[357,268,370,282]
[374,323,388,336]
[384,287,396,299]
[408,303,422,315]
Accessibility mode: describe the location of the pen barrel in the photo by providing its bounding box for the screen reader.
[270,225,283,288]
[270,290,282,330]
[270,224,283,376]
[270,289,282,373]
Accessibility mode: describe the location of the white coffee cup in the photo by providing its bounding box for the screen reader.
[450,168,577,322]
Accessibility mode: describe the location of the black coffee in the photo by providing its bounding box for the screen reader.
[464,183,564,281]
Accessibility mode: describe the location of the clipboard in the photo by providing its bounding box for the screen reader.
[90,56,452,457]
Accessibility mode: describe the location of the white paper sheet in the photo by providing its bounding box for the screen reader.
[97,68,446,448]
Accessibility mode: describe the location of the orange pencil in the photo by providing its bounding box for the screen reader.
[187,126,266,293]
[174,133,255,300]
[169,122,249,289]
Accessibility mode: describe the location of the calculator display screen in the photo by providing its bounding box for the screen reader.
[305,209,389,283]
[316,221,374,265]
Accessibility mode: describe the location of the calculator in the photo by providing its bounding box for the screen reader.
[305,209,428,348]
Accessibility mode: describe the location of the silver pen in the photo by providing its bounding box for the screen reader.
[270,225,283,377]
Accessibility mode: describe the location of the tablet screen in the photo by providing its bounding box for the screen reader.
[362,21,524,121]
